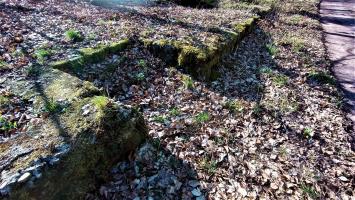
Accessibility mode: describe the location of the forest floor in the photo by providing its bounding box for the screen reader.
[0,0,354,199]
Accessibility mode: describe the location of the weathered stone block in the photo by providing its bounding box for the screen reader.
[0,67,147,199]
[50,39,130,73]
[143,17,259,81]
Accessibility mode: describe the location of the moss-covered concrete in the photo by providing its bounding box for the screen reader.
[10,96,146,200]
[218,0,273,17]
[1,65,147,199]
[50,39,129,73]
[143,17,260,81]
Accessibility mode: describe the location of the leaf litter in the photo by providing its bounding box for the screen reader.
[0,0,353,199]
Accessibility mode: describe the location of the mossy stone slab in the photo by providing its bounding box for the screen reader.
[0,66,147,199]
[143,17,259,81]
[50,39,130,74]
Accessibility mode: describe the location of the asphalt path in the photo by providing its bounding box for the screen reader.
[320,0,355,129]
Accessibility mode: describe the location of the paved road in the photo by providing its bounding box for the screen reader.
[320,0,355,127]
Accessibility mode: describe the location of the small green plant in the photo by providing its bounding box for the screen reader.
[0,115,17,132]
[135,72,146,81]
[266,43,279,56]
[97,19,106,26]
[0,61,9,70]
[288,15,303,25]
[167,67,176,77]
[201,158,217,175]
[92,96,109,109]
[308,71,336,85]
[153,115,167,123]
[11,49,25,58]
[0,95,9,107]
[334,96,344,108]
[300,184,318,199]
[65,29,83,42]
[213,136,225,145]
[44,98,62,113]
[278,95,299,113]
[223,100,244,113]
[259,66,273,74]
[281,36,305,52]
[137,59,147,68]
[278,146,288,157]
[195,112,210,123]
[291,38,305,52]
[252,103,263,116]
[169,107,181,116]
[141,29,153,37]
[88,33,97,40]
[303,127,314,139]
[182,75,194,89]
[272,74,289,87]
[35,49,52,64]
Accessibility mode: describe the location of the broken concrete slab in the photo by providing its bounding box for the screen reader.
[143,16,260,81]
[0,66,147,199]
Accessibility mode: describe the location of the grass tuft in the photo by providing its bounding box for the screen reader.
[252,103,263,116]
[169,107,181,116]
[182,75,194,90]
[259,66,273,74]
[223,100,244,113]
[0,61,9,70]
[201,158,217,175]
[138,59,147,68]
[135,72,146,81]
[35,49,52,64]
[272,74,289,87]
[65,29,84,42]
[300,184,318,199]
[303,127,314,139]
[308,71,336,85]
[281,36,305,52]
[0,95,10,107]
[0,115,17,132]
[266,43,279,56]
[153,115,167,123]
[92,96,108,109]
[44,98,62,113]
[195,112,210,123]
